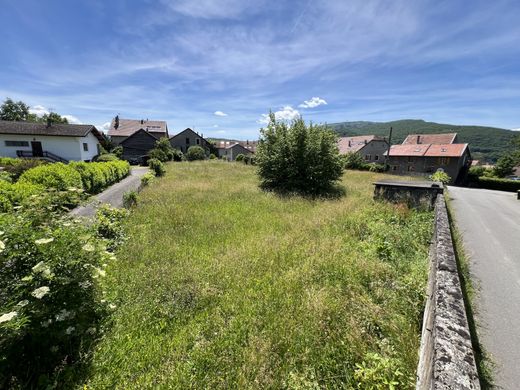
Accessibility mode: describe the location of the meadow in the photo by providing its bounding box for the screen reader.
[85,161,432,389]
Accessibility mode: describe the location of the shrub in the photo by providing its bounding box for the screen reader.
[123,190,138,208]
[474,176,520,192]
[19,163,83,191]
[95,205,129,250]
[0,181,44,212]
[148,138,175,162]
[0,172,13,183]
[69,161,130,194]
[112,145,123,159]
[148,158,166,177]
[235,154,245,162]
[430,171,451,184]
[140,172,155,187]
[209,153,216,160]
[186,146,206,161]
[243,155,256,165]
[343,152,369,170]
[256,114,344,195]
[0,212,110,388]
[493,155,516,178]
[96,153,119,162]
[368,163,386,172]
[0,158,46,180]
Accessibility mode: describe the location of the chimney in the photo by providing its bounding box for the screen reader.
[348,140,351,147]
[364,139,367,145]
[417,135,420,144]
[114,115,119,129]
[46,117,52,128]
[141,119,144,125]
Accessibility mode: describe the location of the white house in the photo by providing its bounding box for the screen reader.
[0,120,103,162]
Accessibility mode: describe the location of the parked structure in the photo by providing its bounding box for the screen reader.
[0,120,103,162]
[337,135,388,163]
[169,128,211,154]
[216,142,254,161]
[108,116,169,145]
[120,129,159,164]
[386,142,471,184]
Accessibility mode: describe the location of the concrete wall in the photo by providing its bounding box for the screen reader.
[0,133,99,161]
[416,196,480,389]
[373,181,444,211]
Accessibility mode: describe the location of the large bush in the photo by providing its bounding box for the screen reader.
[343,152,367,170]
[0,181,44,212]
[256,114,344,195]
[148,158,166,177]
[148,138,176,162]
[186,146,206,161]
[70,161,130,194]
[18,163,82,191]
[474,176,520,192]
[0,158,46,180]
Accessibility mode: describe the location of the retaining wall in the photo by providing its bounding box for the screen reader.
[416,196,480,389]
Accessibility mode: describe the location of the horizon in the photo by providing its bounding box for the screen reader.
[1,1,520,138]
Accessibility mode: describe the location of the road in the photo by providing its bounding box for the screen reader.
[448,186,520,389]
[70,167,148,218]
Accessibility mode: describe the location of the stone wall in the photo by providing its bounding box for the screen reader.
[416,196,480,389]
[373,181,444,211]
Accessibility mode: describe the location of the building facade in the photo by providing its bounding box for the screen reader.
[108,116,168,145]
[337,135,389,163]
[217,143,254,161]
[120,129,159,163]
[169,128,211,154]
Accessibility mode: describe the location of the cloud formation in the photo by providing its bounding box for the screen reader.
[299,97,328,108]
[214,111,228,117]
[29,105,49,117]
[258,106,300,124]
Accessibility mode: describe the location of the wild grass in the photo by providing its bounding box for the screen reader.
[85,161,433,389]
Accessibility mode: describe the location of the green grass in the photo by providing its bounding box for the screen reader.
[85,161,433,389]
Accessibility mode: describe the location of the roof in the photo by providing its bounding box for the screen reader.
[108,118,168,137]
[388,143,469,157]
[0,120,103,141]
[170,128,211,146]
[215,140,257,152]
[120,128,158,145]
[337,135,386,154]
[402,133,457,145]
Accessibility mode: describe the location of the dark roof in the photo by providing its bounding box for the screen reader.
[402,133,458,145]
[108,118,168,137]
[170,128,211,146]
[120,128,159,145]
[0,120,103,140]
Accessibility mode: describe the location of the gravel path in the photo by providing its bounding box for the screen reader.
[70,167,148,218]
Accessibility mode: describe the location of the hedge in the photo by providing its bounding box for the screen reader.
[0,181,44,212]
[69,161,130,194]
[18,163,83,191]
[474,176,520,192]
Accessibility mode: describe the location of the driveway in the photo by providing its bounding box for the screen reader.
[70,167,148,218]
[448,186,520,389]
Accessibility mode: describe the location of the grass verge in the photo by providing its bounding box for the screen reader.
[85,161,433,389]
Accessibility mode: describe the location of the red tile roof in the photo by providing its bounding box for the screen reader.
[108,118,168,137]
[337,135,385,154]
[402,133,457,145]
[388,143,468,157]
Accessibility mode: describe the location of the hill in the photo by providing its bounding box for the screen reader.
[329,119,517,162]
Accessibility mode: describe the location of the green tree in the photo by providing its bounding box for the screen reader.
[0,98,30,121]
[494,155,516,177]
[41,112,68,124]
[256,113,344,195]
[185,146,206,161]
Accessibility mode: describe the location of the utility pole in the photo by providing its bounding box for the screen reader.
[385,126,393,168]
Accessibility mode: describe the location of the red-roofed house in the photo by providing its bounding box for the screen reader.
[402,133,458,145]
[337,135,388,163]
[108,116,169,145]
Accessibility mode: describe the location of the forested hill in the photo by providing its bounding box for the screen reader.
[329,119,517,162]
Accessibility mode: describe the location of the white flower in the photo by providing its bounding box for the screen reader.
[31,286,50,299]
[35,238,54,245]
[65,326,75,335]
[93,267,106,278]
[0,231,4,235]
[108,303,117,310]
[56,309,72,322]
[79,281,92,289]
[17,300,29,307]
[82,243,95,252]
[41,318,52,327]
[0,240,4,253]
[0,311,17,323]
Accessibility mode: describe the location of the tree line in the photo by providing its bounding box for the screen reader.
[0,97,69,124]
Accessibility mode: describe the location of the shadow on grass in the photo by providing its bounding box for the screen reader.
[261,183,347,200]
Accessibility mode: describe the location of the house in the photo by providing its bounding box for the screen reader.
[169,128,211,153]
[108,116,169,145]
[386,143,472,183]
[402,133,458,145]
[214,140,258,154]
[337,135,389,163]
[120,129,159,164]
[217,142,254,161]
[0,120,103,162]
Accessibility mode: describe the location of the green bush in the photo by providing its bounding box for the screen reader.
[123,190,138,208]
[148,138,176,162]
[186,146,206,161]
[18,163,82,191]
[256,114,344,195]
[343,152,370,170]
[0,212,111,388]
[141,172,155,187]
[209,153,216,160]
[474,176,520,192]
[0,172,13,183]
[96,153,119,162]
[0,181,44,212]
[70,161,130,194]
[112,145,123,158]
[148,158,166,177]
[0,158,46,180]
[368,163,386,172]
[243,155,256,165]
[430,171,451,184]
[95,205,129,251]
[235,153,245,162]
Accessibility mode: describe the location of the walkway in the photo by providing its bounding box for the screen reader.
[448,186,520,389]
[70,167,148,218]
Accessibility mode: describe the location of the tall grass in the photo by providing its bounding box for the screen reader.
[85,161,432,388]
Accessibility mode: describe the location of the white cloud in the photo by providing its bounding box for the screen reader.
[98,122,111,133]
[299,97,328,108]
[512,128,520,131]
[213,124,219,127]
[29,105,49,117]
[62,115,82,124]
[214,110,228,117]
[258,105,300,124]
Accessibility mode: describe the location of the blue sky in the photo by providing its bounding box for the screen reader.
[1,0,520,139]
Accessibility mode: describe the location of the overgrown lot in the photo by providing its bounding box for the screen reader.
[86,161,432,388]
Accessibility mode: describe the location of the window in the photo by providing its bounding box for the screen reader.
[439,157,450,165]
[186,137,190,145]
[407,156,415,163]
[374,155,379,161]
[5,140,29,147]
[83,143,88,152]
[407,165,415,172]
[392,165,398,171]
[365,154,371,161]
[196,138,200,145]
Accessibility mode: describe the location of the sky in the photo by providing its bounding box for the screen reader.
[1,0,520,139]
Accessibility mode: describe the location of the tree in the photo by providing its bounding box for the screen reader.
[256,113,344,195]
[494,155,516,178]
[185,146,206,161]
[0,98,30,121]
[41,112,68,124]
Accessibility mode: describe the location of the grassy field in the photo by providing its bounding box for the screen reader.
[85,161,432,389]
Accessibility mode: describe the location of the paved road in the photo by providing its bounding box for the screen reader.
[448,186,520,389]
[70,167,148,218]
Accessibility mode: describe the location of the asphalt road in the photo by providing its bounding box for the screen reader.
[70,167,148,218]
[448,186,520,389]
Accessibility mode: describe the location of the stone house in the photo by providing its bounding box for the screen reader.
[108,116,169,145]
[337,135,389,163]
[217,142,254,161]
[169,128,212,154]
[0,120,103,162]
